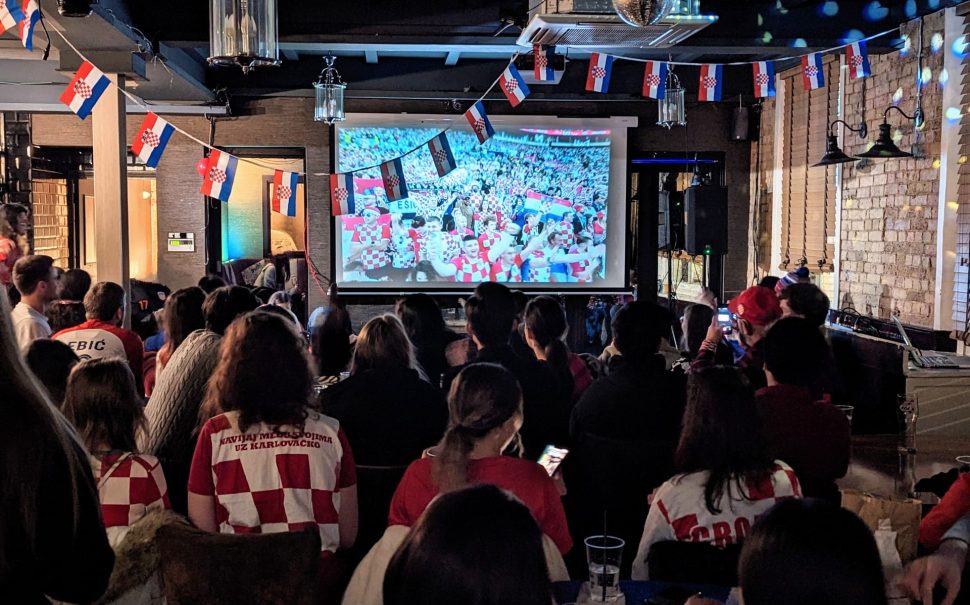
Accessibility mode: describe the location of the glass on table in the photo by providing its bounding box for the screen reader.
[835,405,855,428]
[898,393,919,454]
[585,535,624,602]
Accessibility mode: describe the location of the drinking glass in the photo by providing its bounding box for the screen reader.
[898,393,919,454]
[585,535,624,602]
[835,405,855,429]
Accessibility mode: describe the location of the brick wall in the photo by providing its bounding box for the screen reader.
[30,178,70,267]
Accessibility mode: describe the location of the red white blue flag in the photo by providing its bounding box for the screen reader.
[585,53,613,93]
[131,113,175,168]
[0,0,25,35]
[801,53,825,90]
[499,64,530,107]
[272,170,299,217]
[464,101,494,145]
[846,41,871,80]
[59,61,111,120]
[200,149,238,202]
[533,44,555,81]
[428,132,456,178]
[330,173,356,216]
[752,61,775,98]
[18,0,38,50]
[380,157,409,202]
[698,64,723,102]
[641,61,667,99]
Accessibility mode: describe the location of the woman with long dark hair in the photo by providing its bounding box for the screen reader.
[631,366,801,579]
[523,295,591,401]
[155,288,206,375]
[395,293,460,385]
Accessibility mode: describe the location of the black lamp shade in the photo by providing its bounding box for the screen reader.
[855,123,913,159]
[57,0,92,17]
[813,134,857,166]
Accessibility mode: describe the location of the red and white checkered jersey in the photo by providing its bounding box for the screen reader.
[449,255,490,283]
[477,230,503,253]
[91,452,170,547]
[632,460,801,579]
[351,223,391,270]
[491,255,523,283]
[558,221,576,247]
[188,410,357,552]
[569,246,593,281]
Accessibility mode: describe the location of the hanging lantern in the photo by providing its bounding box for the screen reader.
[657,66,686,129]
[314,54,347,125]
[208,0,280,74]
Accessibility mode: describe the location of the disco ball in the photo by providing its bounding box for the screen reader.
[612,0,675,27]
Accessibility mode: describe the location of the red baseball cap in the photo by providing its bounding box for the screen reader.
[728,286,782,327]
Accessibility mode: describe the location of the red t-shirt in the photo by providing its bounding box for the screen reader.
[388,456,572,553]
[0,238,21,286]
[54,319,144,385]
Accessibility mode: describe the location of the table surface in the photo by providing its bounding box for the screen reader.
[553,581,731,605]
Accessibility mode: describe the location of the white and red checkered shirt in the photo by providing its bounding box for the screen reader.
[449,255,491,283]
[91,452,170,547]
[188,410,357,553]
[478,230,503,253]
[391,231,417,269]
[569,246,593,281]
[491,256,523,283]
[632,460,801,579]
[558,221,576,247]
[351,223,391,270]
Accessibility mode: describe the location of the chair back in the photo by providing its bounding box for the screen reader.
[646,540,741,587]
[352,464,409,561]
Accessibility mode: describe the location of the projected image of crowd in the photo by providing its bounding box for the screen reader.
[336,127,612,284]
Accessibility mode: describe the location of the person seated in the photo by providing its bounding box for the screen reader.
[389,363,572,555]
[395,294,463,387]
[53,281,145,383]
[11,254,56,353]
[24,339,79,408]
[320,314,447,467]
[571,301,686,443]
[523,296,588,402]
[631,366,802,580]
[197,273,227,294]
[756,317,849,503]
[63,358,170,547]
[383,484,555,605]
[46,268,92,332]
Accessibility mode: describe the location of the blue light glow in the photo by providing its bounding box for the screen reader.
[904,0,916,17]
[938,67,949,88]
[842,29,865,44]
[863,1,889,22]
[631,158,718,165]
[931,32,944,53]
[946,107,962,123]
[953,35,968,59]
[819,1,839,17]
[791,38,808,48]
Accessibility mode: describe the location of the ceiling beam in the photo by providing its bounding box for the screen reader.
[364,49,379,64]
[444,50,461,65]
[282,49,300,61]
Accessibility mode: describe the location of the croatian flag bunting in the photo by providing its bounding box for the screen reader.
[533,44,555,81]
[428,132,456,178]
[585,53,613,93]
[380,157,409,202]
[131,113,175,168]
[752,61,775,98]
[272,170,299,217]
[464,101,494,145]
[59,61,111,120]
[200,150,238,202]
[641,61,667,99]
[698,64,723,102]
[18,0,38,50]
[330,173,356,216]
[846,41,871,80]
[801,53,825,90]
[0,0,25,35]
[499,64,530,107]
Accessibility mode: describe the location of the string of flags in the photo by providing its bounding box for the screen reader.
[0,0,40,52]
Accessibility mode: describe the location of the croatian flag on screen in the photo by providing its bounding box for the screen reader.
[802,53,825,90]
[428,133,456,178]
[585,53,613,93]
[380,157,409,202]
[543,197,573,222]
[330,173,356,216]
[0,0,26,36]
[131,113,175,168]
[846,41,871,80]
[641,61,667,99]
[499,64,530,108]
[59,61,111,120]
[18,0,38,50]
[533,44,555,81]
[524,191,544,214]
[698,64,723,102]
[272,170,299,217]
[464,101,494,145]
[200,150,238,202]
[752,61,775,98]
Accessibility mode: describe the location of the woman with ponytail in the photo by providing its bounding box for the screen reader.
[387,363,572,554]
[524,295,592,402]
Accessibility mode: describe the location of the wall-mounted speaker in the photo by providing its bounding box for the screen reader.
[684,186,728,256]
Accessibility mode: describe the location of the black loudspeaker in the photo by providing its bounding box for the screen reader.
[685,186,728,255]
[731,107,750,141]
[658,190,684,250]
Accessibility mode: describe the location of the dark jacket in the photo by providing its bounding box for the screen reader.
[691,336,767,391]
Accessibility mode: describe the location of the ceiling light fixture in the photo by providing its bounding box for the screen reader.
[813,119,867,167]
[657,63,685,129]
[314,54,347,125]
[208,0,281,74]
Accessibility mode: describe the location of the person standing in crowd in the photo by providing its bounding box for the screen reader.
[63,358,170,547]
[11,254,56,353]
[24,339,78,408]
[152,286,206,389]
[0,289,114,602]
[349,206,392,280]
[197,274,227,294]
[631,366,802,580]
[46,268,92,333]
[429,234,511,283]
[389,363,572,555]
[142,285,259,514]
[53,281,145,383]
[523,295,590,402]
[395,293,462,386]
[779,282,831,328]
[320,314,447,466]
[0,202,28,293]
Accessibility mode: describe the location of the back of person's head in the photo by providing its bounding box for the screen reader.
[164,286,206,350]
[84,281,125,322]
[763,316,829,388]
[63,358,145,453]
[396,293,447,347]
[682,303,714,358]
[510,289,528,324]
[13,254,53,296]
[434,363,523,492]
[0,202,27,238]
[524,295,572,377]
[779,283,831,328]
[465,282,515,348]
[611,301,666,360]
[740,499,888,605]
[57,268,92,301]
[203,311,312,432]
[25,339,79,407]
[384,484,552,605]
[677,366,773,514]
[197,274,227,294]
[203,285,259,335]
[312,315,353,377]
[352,314,416,374]
[757,275,780,291]
[46,300,87,332]
[256,303,301,327]
[268,290,291,306]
